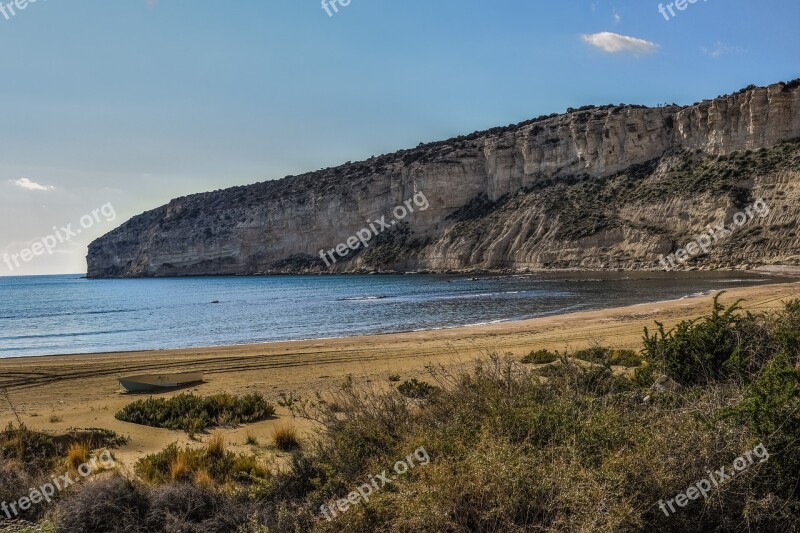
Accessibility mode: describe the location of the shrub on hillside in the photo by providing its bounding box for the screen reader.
[722,354,800,493]
[643,295,800,386]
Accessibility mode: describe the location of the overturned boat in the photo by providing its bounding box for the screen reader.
[119,372,204,393]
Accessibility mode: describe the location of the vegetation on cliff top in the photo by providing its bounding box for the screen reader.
[438,139,800,247]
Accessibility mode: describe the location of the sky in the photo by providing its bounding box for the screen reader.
[0,0,798,276]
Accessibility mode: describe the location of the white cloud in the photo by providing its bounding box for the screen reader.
[613,11,621,24]
[701,42,745,58]
[10,178,54,191]
[581,32,659,54]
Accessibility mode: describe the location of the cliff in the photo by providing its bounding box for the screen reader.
[87,80,800,277]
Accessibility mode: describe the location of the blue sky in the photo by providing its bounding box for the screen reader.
[1,0,798,275]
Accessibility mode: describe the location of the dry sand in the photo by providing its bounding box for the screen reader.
[1,280,799,470]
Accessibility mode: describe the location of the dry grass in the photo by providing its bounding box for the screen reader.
[194,468,214,487]
[206,432,226,456]
[169,451,189,482]
[272,423,300,451]
[136,431,268,486]
[244,431,259,446]
[65,442,89,471]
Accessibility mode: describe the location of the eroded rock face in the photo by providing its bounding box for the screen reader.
[87,82,800,278]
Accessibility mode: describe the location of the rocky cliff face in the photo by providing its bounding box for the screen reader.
[87,81,800,278]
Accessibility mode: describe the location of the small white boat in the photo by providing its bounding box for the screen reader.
[119,372,204,393]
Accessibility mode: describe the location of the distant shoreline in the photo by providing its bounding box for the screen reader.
[5,264,800,280]
[84,265,800,279]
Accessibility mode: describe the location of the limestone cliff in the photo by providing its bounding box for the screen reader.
[87,81,800,277]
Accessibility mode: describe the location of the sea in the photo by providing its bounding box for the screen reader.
[0,272,781,358]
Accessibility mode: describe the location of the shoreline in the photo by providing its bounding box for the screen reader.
[0,271,789,361]
[0,277,792,365]
[0,291,752,362]
[27,264,800,280]
[2,280,799,467]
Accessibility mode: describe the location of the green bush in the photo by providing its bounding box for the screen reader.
[571,346,641,367]
[643,294,753,385]
[633,364,656,388]
[397,379,439,400]
[643,296,800,387]
[115,393,275,434]
[521,349,559,364]
[722,355,800,486]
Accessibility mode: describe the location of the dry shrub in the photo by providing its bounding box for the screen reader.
[272,423,300,451]
[145,483,253,533]
[271,322,800,533]
[0,458,42,521]
[55,477,148,533]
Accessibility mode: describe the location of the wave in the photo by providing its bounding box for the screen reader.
[0,328,146,342]
[0,308,135,321]
[680,290,720,300]
[715,279,767,283]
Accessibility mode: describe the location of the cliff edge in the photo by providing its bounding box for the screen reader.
[88,81,800,277]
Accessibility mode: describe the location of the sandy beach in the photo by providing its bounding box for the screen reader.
[2,280,799,469]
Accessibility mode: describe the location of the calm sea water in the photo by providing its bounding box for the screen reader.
[0,272,779,358]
